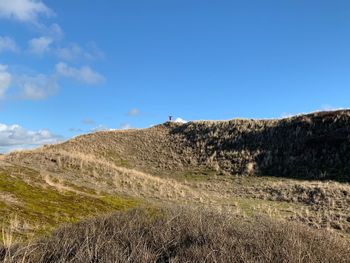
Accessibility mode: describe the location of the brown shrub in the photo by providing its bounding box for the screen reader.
[1,207,349,263]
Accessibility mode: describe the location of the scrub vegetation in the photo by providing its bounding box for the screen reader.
[1,208,349,263]
[1,110,350,262]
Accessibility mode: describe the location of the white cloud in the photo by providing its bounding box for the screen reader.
[28,36,52,54]
[56,42,104,61]
[0,36,18,53]
[0,65,11,98]
[56,43,81,61]
[17,73,58,100]
[37,23,63,40]
[55,62,105,85]
[0,66,58,101]
[4,62,104,101]
[174,117,187,123]
[8,61,103,101]
[127,108,140,116]
[29,41,104,61]
[0,123,61,153]
[0,0,53,23]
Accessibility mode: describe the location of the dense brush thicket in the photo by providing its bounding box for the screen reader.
[1,208,349,263]
[171,110,350,180]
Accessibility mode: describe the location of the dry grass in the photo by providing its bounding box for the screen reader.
[1,133,350,237]
[7,110,350,181]
[1,207,349,263]
[5,110,350,179]
[4,149,212,205]
[1,110,350,261]
[178,174,350,235]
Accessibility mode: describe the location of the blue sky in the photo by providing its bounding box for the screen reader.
[1,0,350,152]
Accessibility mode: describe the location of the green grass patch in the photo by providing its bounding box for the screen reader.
[100,195,139,209]
[0,169,140,243]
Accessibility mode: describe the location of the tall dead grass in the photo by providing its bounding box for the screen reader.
[1,207,349,263]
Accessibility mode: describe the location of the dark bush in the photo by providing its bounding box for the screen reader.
[2,208,350,263]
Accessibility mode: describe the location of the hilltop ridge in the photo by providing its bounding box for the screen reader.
[6,109,350,181]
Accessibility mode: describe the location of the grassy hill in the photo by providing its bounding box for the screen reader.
[8,110,350,179]
[1,110,350,262]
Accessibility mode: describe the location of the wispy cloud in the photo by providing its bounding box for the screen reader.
[27,40,104,62]
[16,73,58,100]
[0,1,105,102]
[28,36,52,54]
[0,123,62,153]
[56,42,104,61]
[127,108,140,117]
[5,62,103,101]
[55,62,105,85]
[56,43,81,61]
[82,118,95,125]
[0,36,18,53]
[37,23,63,40]
[0,0,53,23]
[0,65,12,98]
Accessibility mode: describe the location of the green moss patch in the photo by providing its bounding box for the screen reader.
[0,170,140,243]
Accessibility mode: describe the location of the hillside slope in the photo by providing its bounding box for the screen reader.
[1,110,350,243]
[171,110,350,180]
[7,110,350,181]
